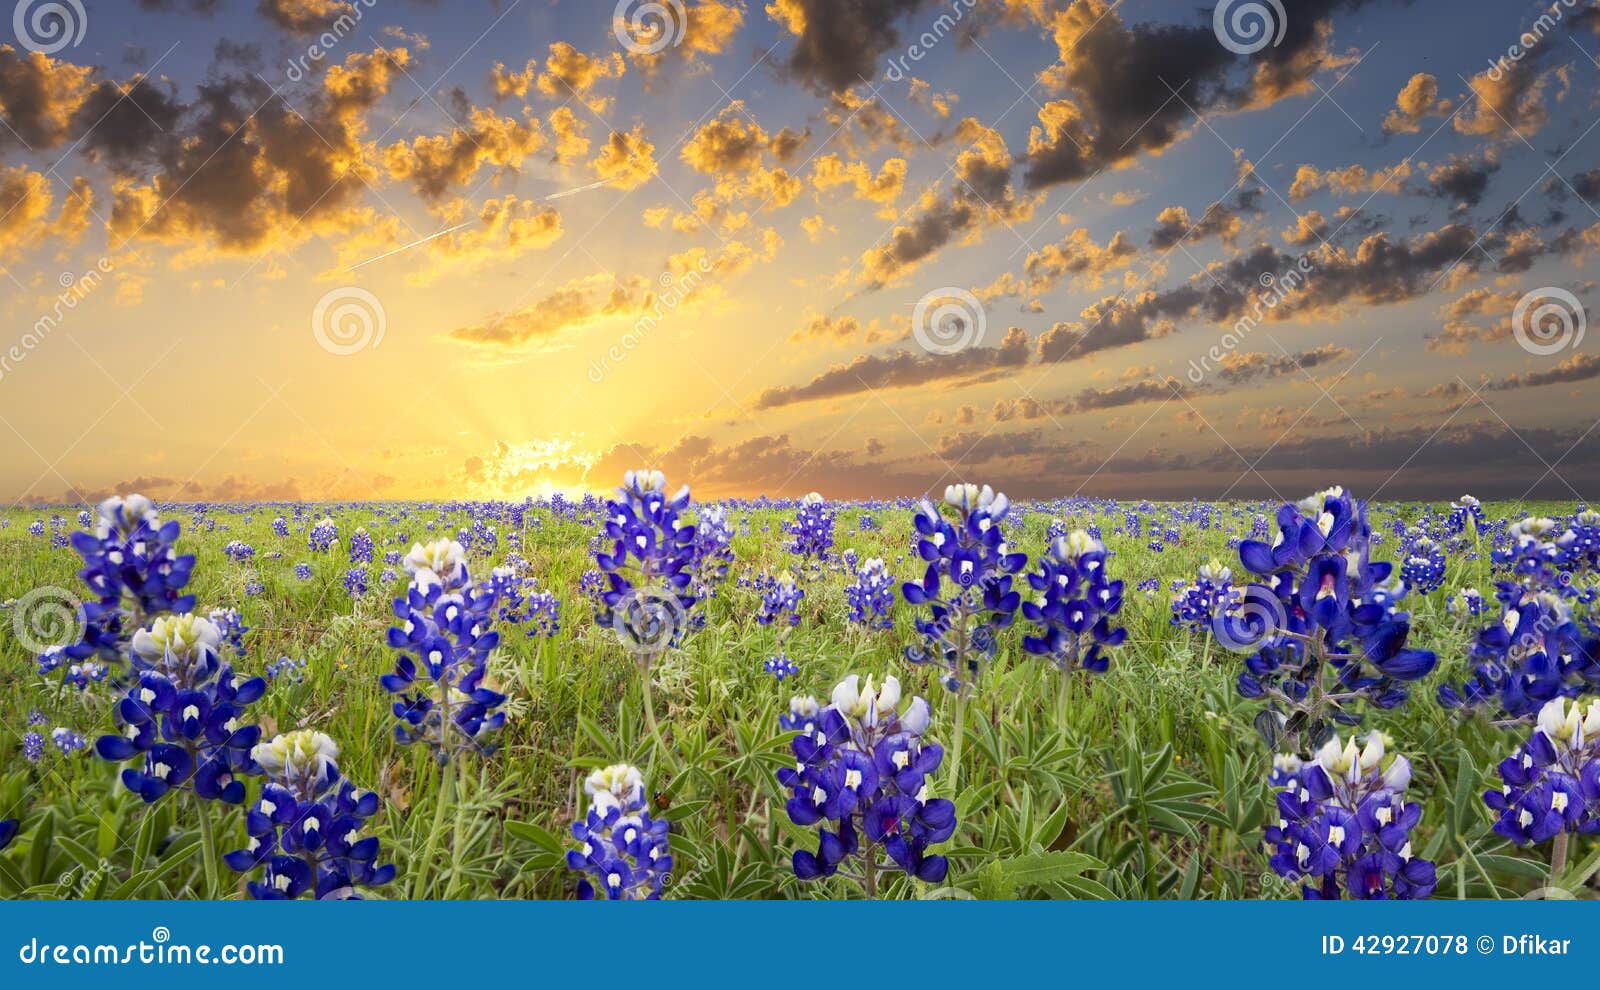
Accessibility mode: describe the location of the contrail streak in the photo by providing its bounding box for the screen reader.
[344,180,612,271]
[346,220,477,272]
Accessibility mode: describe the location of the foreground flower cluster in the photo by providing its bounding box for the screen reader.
[1266,734,1437,899]
[778,674,955,890]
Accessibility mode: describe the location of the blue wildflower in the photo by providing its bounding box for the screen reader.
[568,764,672,899]
[1265,734,1436,899]
[226,730,395,899]
[901,484,1027,692]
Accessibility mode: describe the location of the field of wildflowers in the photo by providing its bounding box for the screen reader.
[1,481,1597,900]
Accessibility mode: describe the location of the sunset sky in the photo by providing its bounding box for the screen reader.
[1,0,1598,504]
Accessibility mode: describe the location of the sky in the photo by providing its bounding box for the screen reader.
[0,0,1598,505]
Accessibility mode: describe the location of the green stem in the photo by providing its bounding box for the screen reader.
[195,795,220,899]
[863,846,878,899]
[444,765,470,899]
[412,759,455,899]
[640,663,667,755]
[948,691,968,794]
[1550,831,1570,889]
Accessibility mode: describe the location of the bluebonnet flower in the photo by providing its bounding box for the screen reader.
[208,607,248,656]
[593,470,700,660]
[307,518,338,554]
[223,541,255,563]
[22,732,44,763]
[524,589,560,636]
[265,655,308,683]
[293,562,312,580]
[902,484,1027,692]
[381,540,507,761]
[1562,508,1600,573]
[1265,733,1436,899]
[779,694,822,733]
[765,652,798,682]
[94,613,265,803]
[577,568,606,608]
[778,674,954,892]
[1232,487,1437,737]
[271,516,288,538]
[1484,698,1600,846]
[691,503,736,595]
[0,819,16,851]
[1494,517,1567,589]
[226,731,395,899]
[786,492,836,563]
[858,514,878,532]
[1021,530,1126,675]
[348,528,374,565]
[344,567,369,597]
[1446,495,1486,538]
[756,571,805,627]
[1171,558,1236,633]
[65,495,196,671]
[1438,589,1600,720]
[1446,587,1490,618]
[1399,533,1446,595]
[845,557,895,630]
[51,727,86,754]
[567,764,672,899]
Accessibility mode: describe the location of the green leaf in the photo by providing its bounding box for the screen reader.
[1002,850,1104,888]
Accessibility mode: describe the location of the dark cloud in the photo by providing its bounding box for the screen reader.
[1424,154,1499,208]
[1215,344,1352,385]
[754,326,1031,409]
[767,0,934,94]
[70,76,185,167]
[1486,352,1600,392]
[1022,0,1380,190]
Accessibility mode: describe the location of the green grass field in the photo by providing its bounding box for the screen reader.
[0,497,1586,899]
